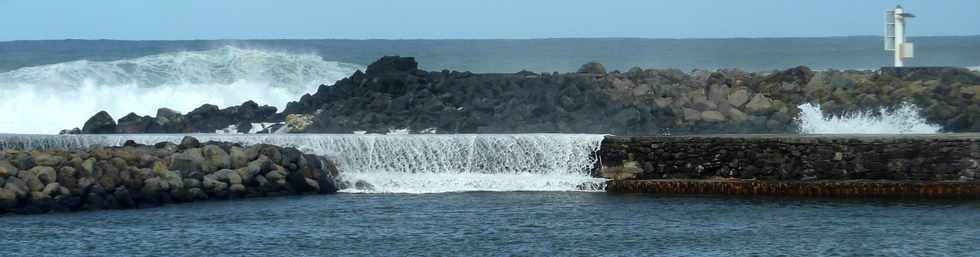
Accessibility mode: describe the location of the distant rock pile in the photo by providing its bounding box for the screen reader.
[64,101,278,134]
[0,136,339,214]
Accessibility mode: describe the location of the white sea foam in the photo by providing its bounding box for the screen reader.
[796,102,941,134]
[0,46,361,134]
[0,133,607,194]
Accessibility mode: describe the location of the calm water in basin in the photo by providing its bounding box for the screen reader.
[2,192,978,256]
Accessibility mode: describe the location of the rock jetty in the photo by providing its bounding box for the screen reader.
[74,57,980,134]
[0,137,338,215]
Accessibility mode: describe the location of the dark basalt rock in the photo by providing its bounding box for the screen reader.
[366,56,418,75]
[178,136,202,150]
[577,61,607,75]
[116,113,154,133]
[81,111,116,134]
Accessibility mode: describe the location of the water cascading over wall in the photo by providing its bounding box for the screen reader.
[0,134,606,193]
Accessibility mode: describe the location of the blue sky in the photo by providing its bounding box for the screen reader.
[1,0,978,41]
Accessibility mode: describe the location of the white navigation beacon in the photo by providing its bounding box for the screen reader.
[885,5,915,67]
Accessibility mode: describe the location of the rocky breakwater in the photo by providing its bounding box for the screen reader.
[74,56,980,134]
[278,57,980,134]
[598,134,980,198]
[0,137,339,215]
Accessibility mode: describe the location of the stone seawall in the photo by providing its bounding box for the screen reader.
[0,137,339,215]
[598,134,980,198]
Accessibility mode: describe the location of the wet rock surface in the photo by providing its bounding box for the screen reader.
[0,136,338,215]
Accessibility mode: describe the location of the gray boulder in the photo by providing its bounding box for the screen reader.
[577,62,606,75]
[202,145,231,171]
[82,111,117,134]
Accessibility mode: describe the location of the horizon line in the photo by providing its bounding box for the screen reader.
[3,34,980,43]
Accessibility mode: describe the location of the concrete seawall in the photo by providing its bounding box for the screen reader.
[598,134,980,198]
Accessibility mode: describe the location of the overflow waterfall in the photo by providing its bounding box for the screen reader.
[0,134,607,193]
[0,46,361,134]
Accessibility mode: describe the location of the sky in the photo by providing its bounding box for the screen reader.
[1,0,978,41]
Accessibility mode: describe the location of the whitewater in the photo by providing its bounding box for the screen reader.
[0,46,361,134]
[0,133,607,194]
[796,102,941,134]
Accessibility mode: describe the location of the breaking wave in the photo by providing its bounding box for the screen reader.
[796,102,941,134]
[0,46,361,134]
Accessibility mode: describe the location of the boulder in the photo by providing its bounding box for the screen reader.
[0,187,17,208]
[81,158,96,177]
[577,62,606,75]
[700,111,727,122]
[229,147,248,168]
[724,108,749,123]
[142,177,164,195]
[286,169,315,193]
[764,65,815,86]
[727,88,751,107]
[280,147,303,167]
[30,166,57,185]
[202,176,228,193]
[229,184,246,193]
[156,108,182,123]
[12,154,35,170]
[116,113,154,133]
[58,166,78,190]
[179,136,202,150]
[682,108,701,122]
[82,111,117,134]
[366,56,418,75]
[745,94,776,114]
[202,145,231,171]
[209,169,242,185]
[183,178,202,189]
[0,160,15,177]
[113,187,135,208]
[40,183,62,198]
[188,188,208,200]
[265,168,286,183]
[33,153,64,167]
[4,177,30,199]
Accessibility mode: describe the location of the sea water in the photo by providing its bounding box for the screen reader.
[1,193,978,256]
